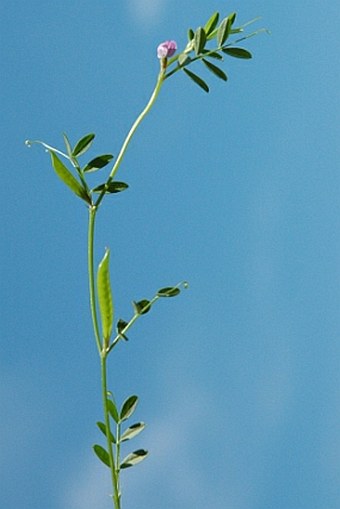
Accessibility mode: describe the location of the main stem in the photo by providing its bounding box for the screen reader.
[101,353,121,508]
[87,65,166,508]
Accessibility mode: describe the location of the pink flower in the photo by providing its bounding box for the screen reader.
[157,40,177,59]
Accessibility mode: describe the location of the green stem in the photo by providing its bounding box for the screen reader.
[108,280,187,353]
[101,354,121,509]
[88,66,167,509]
[108,295,160,354]
[95,68,166,208]
[88,206,102,354]
[72,158,92,197]
[115,419,122,493]
[90,210,120,506]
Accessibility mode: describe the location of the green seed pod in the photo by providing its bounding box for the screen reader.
[97,249,114,346]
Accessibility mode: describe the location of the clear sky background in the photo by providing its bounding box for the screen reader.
[1,1,340,508]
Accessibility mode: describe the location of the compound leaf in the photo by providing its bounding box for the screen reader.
[183,68,209,93]
[187,28,194,41]
[72,133,95,157]
[93,444,111,468]
[62,132,73,158]
[107,398,119,423]
[202,59,228,81]
[92,182,129,194]
[217,18,230,46]
[121,422,145,442]
[120,395,138,422]
[133,299,152,315]
[49,151,91,204]
[204,12,220,36]
[120,449,148,469]
[222,47,252,59]
[194,27,207,55]
[84,154,114,173]
[96,421,116,444]
[201,49,223,60]
[117,319,129,341]
[157,287,181,297]
[178,53,191,66]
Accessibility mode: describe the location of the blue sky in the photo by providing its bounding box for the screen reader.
[1,1,340,508]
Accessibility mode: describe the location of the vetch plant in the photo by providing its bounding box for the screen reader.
[26,10,267,509]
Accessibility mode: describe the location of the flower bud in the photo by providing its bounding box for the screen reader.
[157,40,177,59]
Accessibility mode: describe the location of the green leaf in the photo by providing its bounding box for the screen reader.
[187,28,194,41]
[84,154,114,173]
[133,299,152,315]
[178,53,191,67]
[204,12,219,36]
[202,59,228,81]
[93,444,111,467]
[97,249,114,343]
[230,27,243,35]
[121,422,145,442]
[194,27,206,55]
[92,181,129,194]
[96,421,116,443]
[222,47,252,59]
[49,151,91,204]
[120,395,138,421]
[63,133,73,158]
[72,133,95,157]
[107,398,119,423]
[217,17,232,47]
[157,287,181,297]
[201,49,223,60]
[120,449,148,469]
[117,319,129,341]
[228,12,237,26]
[183,68,209,93]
